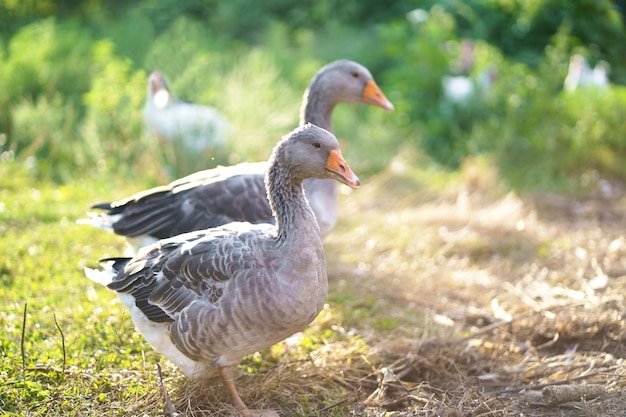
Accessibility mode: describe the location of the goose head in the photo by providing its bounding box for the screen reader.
[276,124,360,189]
[309,60,394,112]
[147,71,172,109]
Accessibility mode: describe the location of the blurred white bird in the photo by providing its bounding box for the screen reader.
[143,71,229,176]
[442,67,497,104]
[442,75,474,103]
[564,55,610,92]
[442,40,497,104]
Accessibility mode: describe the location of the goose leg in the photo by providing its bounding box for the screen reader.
[219,366,251,416]
[218,366,279,417]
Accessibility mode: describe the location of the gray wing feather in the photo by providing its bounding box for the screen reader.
[94,163,273,239]
[107,225,273,323]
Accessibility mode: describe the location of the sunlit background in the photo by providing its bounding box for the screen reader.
[1,0,625,189]
[2,1,626,416]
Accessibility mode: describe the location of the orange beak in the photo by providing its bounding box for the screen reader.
[362,79,394,112]
[325,149,360,189]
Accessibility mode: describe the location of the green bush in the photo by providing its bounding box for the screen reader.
[0,21,149,182]
[1,0,625,192]
[9,93,78,181]
[0,18,92,106]
[423,0,626,80]
[81,40,147,177]
[90,8,156,64]
[0,18,94,181]
[379,6,476,166]
[376,3,626,191]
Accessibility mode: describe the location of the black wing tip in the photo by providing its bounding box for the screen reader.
[90,201,124,214]
[99,257,132,273]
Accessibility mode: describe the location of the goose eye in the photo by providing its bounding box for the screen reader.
[351,72,359,78]
[313,143,321,149]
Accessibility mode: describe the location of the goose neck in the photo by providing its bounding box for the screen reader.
[300,86,335,131]
[266,163,320,243]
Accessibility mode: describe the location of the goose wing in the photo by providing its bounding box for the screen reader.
[106,224,274,323]
[95,162,273,239]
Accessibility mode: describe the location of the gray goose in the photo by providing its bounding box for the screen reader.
[80,60,392,251]
[85,124,360,417]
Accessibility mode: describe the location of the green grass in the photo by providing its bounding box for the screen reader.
[0,160,384,416]
[0,161,153,416]
[3,150,626,416]
[0,156,425,416]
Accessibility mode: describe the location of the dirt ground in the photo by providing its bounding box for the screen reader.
[322,162,626,417]
[147,161,626,417]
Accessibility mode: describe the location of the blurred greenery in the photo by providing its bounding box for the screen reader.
[0,0,625,190]
[2,2,626,414]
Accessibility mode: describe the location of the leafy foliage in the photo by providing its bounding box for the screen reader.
[81,40,147,175]
[424,0,626,78]
[1,0,625,190]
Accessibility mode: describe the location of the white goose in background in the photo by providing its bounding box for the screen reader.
[80,60,393,252]
[442,40,497,104]
[442,67,497,104]
[564,54,610,92]
[143,70,230,175]
[85,123,361,417]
